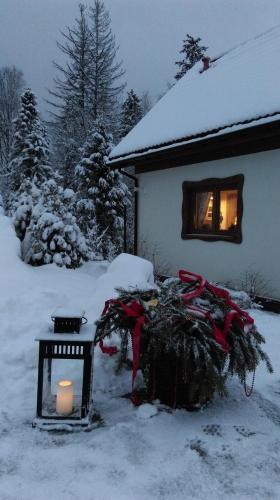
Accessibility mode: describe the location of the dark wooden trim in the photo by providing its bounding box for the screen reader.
[109,120,280,173]
[181,174,244,244]
[254,296,280,314]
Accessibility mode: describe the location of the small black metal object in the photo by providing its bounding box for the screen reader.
[52,315,87,334]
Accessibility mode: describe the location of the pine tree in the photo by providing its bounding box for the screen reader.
[175,34,208,81]
[89,0,125,131]
[49,1,125,183]
[7,90,53,240]
[141,90,152,117]
[7,89,38,199]
[24,179,91,268]
[0,66,25,197]
[120,89,143,138]
[75,122,130,259]
[49,4,92,149]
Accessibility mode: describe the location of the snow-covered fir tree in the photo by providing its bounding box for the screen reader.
[141,90,152,117]
[7,90,53,240]
[49,5,93,154]
[12,130,53,241]
[88,0,126,132]
[49,1,125,180]
[175,34,208,80]
[119,90,143,138]
[0,66,25,198]
[60,138,79,189]
[24,179,92,268]
[6,89,38,201]
[75,122,130,259]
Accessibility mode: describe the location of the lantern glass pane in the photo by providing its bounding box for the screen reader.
[41,358,84,418]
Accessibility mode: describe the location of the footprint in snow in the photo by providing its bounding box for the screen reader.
[233,425,256,438]
[202,424,223,437]
[188,439,208,459]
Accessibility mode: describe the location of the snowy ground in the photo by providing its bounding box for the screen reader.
[1,215,280,500]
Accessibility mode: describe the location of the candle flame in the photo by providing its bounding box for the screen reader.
[58,380,73,387]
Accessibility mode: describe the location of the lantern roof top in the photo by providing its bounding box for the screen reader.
[35,324,95,342]
[52,308,86,319]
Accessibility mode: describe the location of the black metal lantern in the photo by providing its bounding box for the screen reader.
[33,309,94,430]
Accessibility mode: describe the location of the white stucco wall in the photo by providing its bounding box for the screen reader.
[137,149,280,298]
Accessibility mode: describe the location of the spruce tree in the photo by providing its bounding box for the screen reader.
[49,1,125,182]
[175,34,208,80]
[120,89,143,138]
[89,0,125,131]
[24,179,91,268]
[0,66,25,197]
[76,122,130,259]
[8,90,53,240]
[7,89,38,199]
[141,90,152,117]
[49,4,92,149]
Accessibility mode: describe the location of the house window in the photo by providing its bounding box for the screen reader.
[182,175,244,243]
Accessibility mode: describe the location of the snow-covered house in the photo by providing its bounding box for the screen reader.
[110,27,280,299]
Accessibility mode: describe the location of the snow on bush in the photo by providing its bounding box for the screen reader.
[75,122,130,259]
[24,179,92,268]
[7,89,53,240]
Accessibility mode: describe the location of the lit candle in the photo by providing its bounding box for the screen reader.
[56,380,74,415]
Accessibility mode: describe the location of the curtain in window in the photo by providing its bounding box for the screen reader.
[196,192,211,228]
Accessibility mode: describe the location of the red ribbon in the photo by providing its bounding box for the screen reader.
[99,299,146,387]
[99,340,118,355]
[178,269,254,352]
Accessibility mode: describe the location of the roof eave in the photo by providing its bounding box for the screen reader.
[109,119,280,172]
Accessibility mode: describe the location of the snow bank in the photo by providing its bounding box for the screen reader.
[91,253,155,313]
[1,219,280,500]
[0,214,21,266]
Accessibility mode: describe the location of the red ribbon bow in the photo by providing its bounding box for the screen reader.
[99,299,146,387]
[178,269,254,352]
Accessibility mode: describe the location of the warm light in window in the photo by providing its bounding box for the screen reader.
[219,190,238,231]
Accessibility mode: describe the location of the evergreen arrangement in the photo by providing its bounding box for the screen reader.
[120,90,143,138]
[175,34,208,80]
[24,179,91,268]
[75,122,130,259]
[95,274,272,409]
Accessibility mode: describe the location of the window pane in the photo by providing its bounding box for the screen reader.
[219,190,238,231]
[194,191,214,230]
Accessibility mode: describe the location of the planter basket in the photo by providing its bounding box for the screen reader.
[146,353,215,410]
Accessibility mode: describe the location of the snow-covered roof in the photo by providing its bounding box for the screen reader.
[110,26,280,162]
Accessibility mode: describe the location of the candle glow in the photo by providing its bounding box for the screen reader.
[56,380,74,415]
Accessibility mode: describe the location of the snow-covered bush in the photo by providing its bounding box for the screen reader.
[24,179,92,268]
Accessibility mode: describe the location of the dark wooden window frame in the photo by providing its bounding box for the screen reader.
[182,174,244,243]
